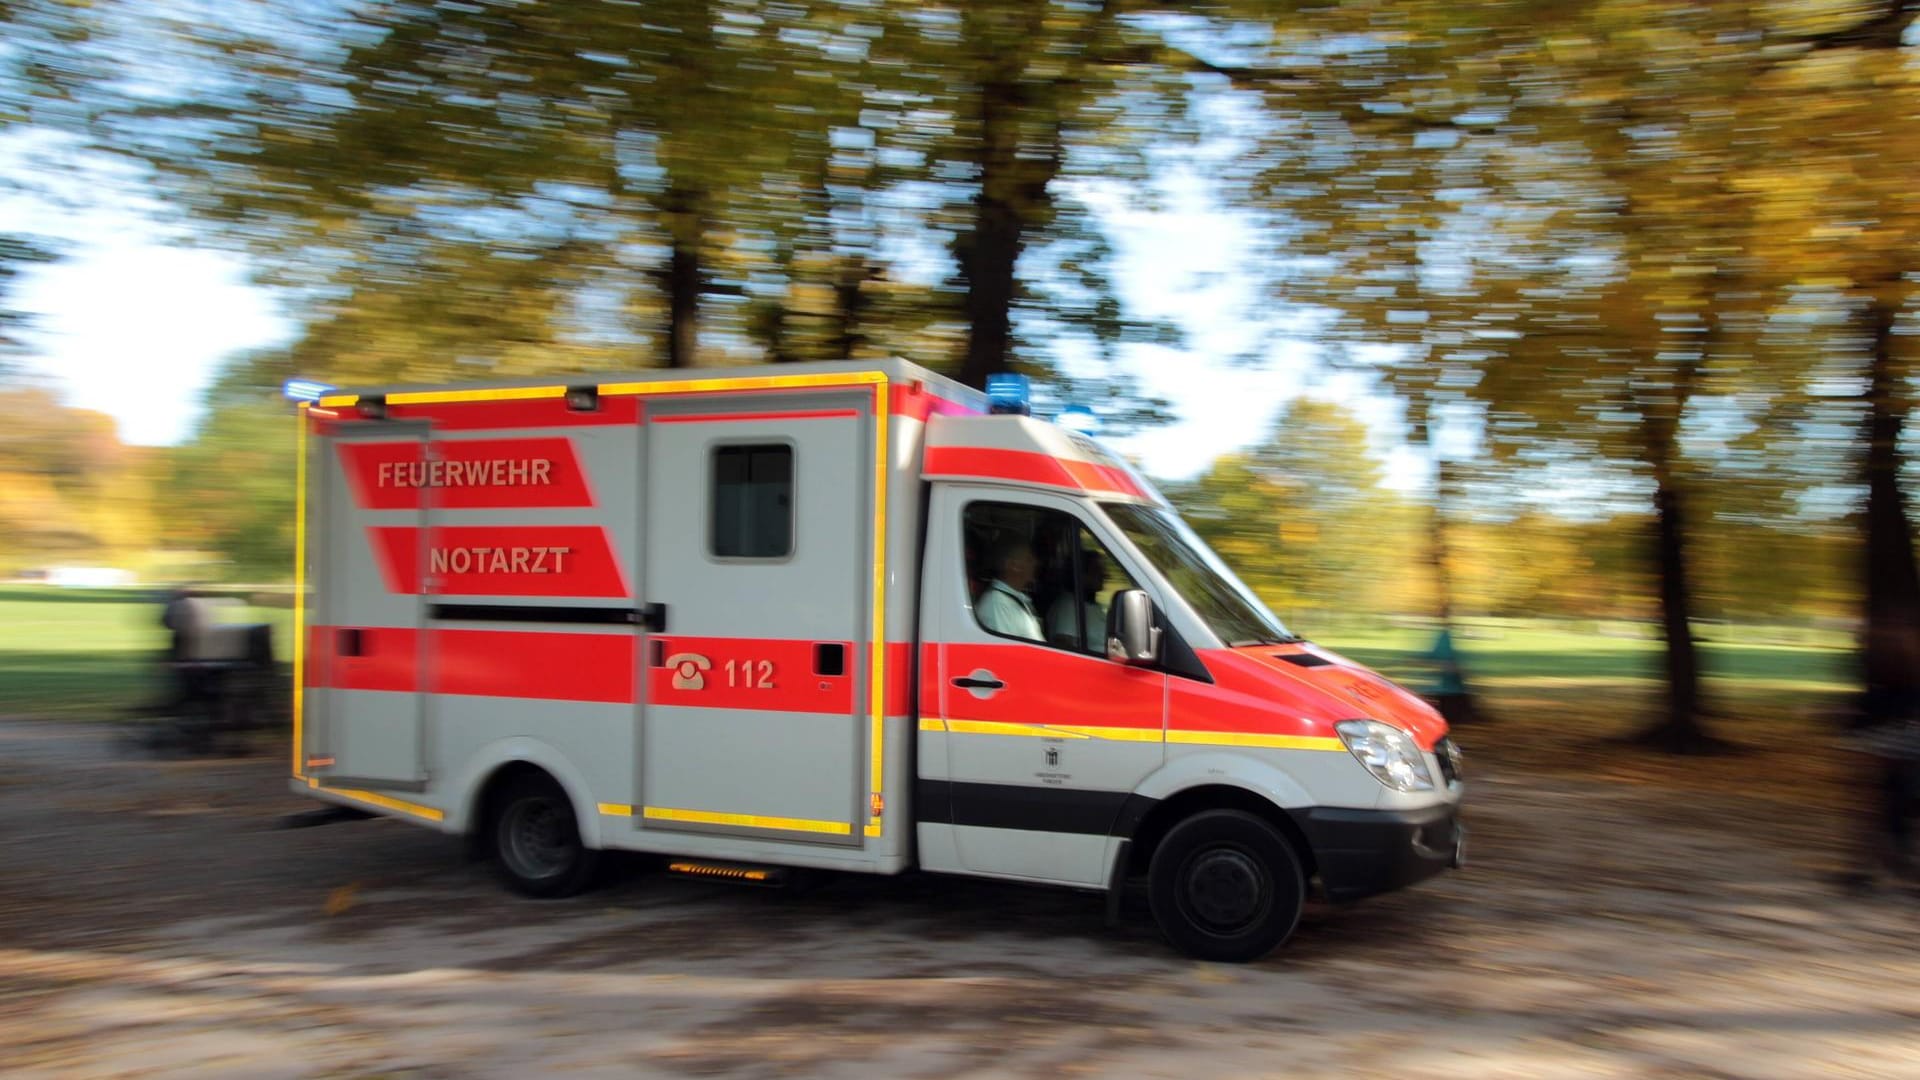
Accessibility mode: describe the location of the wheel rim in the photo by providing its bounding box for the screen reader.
[1179,844,1270,935]
[502,796,574,881]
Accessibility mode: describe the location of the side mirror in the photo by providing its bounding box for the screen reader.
[1106,589,1162,666]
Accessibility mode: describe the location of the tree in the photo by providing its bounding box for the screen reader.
[1734,2,1920,727]
[1168,399,1416,624]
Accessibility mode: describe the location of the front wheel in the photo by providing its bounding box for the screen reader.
[1148,809,1305,963]
[492,774,600,898]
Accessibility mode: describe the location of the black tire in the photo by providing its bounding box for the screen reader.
[491,773,600,898]
[1148,809,1305,963]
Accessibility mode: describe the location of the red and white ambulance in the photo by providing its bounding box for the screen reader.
[291,359,1462,961]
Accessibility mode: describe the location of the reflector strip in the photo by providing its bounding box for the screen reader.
[307,778,443,822]
[867,383,888,838]
[1167,731,1345,751]
[668,862,772,882]
[387,385,567,406]
[292,403,308,780]
[924,718,1346,751]
[642,806,852,836]
[598,371,886,397]
[654,408,860,424]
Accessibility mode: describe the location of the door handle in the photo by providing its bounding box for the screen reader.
[952,670,1005,698]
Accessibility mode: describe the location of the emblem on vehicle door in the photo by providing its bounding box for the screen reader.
[665,652,713,691]
[1044,747,1059,767]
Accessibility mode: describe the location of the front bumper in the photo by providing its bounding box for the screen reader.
[1292,802,1464,903]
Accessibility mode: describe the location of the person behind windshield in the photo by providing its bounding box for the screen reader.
[976,537,1044,641]
[1049,548,1107,650]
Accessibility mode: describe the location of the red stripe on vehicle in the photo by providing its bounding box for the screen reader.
[1060,458,1146,498]
[891,384,983,423]
[308,626,633,703]
[324,397,641,431]
[338,437,595,511]
[369,525,629,598]
[654,409,859,424]
[924,447,1082,492]
[885,641,914,717]
[940,642,1165,734]
[647,636,854,714]
[919,642,943,719]
[306,625,417,694]
[435,629,633,703]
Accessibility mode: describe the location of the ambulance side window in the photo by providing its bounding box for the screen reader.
[711,444,793,559]
[963,501,1138,655]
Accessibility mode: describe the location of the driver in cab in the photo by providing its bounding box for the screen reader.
[976,538,1044,641]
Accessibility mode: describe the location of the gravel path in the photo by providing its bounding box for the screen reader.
[1,718,1915,1079]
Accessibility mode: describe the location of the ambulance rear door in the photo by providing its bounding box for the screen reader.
[633,391,874,846]
[307,421,431,788]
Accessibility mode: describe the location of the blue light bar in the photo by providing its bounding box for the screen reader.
[1056,404,1099,436]
[986,373,1031,416]
[282,378,335,403]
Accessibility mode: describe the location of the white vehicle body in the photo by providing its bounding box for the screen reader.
[293,359,1463,959]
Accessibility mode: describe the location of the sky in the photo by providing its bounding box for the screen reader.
[1,139,1423,489]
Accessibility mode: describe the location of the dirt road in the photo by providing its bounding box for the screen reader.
[1,718,1915,1079]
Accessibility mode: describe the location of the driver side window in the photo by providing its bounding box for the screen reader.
[963,502,1138,655]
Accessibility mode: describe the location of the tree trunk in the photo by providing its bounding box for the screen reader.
[660,185,704,369]
[1634,439,1716,751]
[1858,292,1920,722]
[1629,385,1732,753]
[831,259,877,361]
[955,77,1035,391]
[1427,455,1479,725]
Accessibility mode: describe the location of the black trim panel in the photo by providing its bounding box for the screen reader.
[428,603,642,626]
[916,778,1157,837]
[1276,652,1333,667]
[1292,803,1462,902]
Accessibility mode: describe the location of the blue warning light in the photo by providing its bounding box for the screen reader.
[986,373,1031,416]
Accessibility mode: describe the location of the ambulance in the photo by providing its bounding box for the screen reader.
[289,359,1463,962]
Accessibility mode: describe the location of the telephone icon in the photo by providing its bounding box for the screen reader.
[665,652,712,691]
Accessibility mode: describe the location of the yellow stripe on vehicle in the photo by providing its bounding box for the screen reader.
[317,393,359,408]
[940,719,1159,742]
[308,778,445,822]
[598,370,887,397]
[866,381,889,838]
[597,803,635,817]
[641,806,852,836]
[386,384,567,405]
[931,722,1346,751]
[292,403,308,780]
[1168,731,1346,751]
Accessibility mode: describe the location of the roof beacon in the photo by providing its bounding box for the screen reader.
[282,378,335,403]
[986,373,1031,416]
[1056,404,1099,436]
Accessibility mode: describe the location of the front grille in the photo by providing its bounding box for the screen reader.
[1434,737,1462,785]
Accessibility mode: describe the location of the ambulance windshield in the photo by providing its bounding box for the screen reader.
[1100,503,1298,648]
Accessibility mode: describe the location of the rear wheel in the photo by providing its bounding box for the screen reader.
[1148,809,1305,963]
[492,774,600,898]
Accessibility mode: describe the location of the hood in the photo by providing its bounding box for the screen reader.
[1193,642,1450,750]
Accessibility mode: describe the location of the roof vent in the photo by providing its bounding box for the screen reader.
[1276,653,1333,667]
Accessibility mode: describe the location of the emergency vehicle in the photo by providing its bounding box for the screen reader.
[289,359,1463,962]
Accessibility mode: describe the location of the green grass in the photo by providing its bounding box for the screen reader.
[0,585,1858,722]
[0,586,294,720]
[1317,622,1854,695]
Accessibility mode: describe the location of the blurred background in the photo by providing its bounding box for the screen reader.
[1,0,1915,771]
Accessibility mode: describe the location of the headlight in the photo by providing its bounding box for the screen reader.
[1335,719,1435,792]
